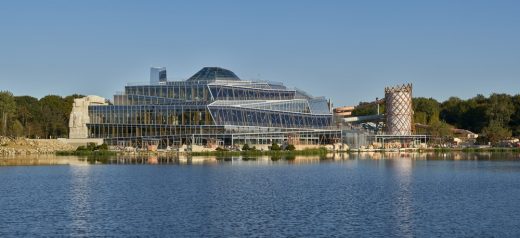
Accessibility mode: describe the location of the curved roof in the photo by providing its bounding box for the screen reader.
[187,67,240,81]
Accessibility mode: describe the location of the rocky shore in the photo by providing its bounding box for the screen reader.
[0,137,76,156]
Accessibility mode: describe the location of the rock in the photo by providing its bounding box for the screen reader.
[0,136,76,155]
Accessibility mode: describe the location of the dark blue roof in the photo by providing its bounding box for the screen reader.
[187,67,240,81]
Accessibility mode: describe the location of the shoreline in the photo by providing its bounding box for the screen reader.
[1,142,519,157]
[52,146,520,157]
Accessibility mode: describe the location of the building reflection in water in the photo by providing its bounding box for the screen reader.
[0,155,87,166]
[2,151,519,168]
[391,156,414,237]
[68,165,93,235]
[87,153,356,166]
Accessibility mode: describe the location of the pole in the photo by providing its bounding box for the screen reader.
[376,97,380,115]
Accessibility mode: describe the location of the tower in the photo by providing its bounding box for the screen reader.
[385,84,413,135]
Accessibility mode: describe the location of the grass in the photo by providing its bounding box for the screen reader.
[56,150,118,156]
[190,147,329,156]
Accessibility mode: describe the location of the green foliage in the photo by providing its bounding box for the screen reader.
[270,143,281,151]
[286,144,296,151]
[439,95,493,134]
[348,93,520,144]
[56,150,116,156]
[0,92,84,139]
[427,120,453,140]
[481,120,512,145]
[241,144,257,151]
[510,95,520,137]
[352,102,385,116]
[0,91,16,136]
[11,120,24,137]
[86,142,97,151]
[14,96,41,137]
[486,94,514,126]
[191,147,329,157]
[76,143,109,151]
[215,147,229,151]
[439,96,487,133]
[76,145,87,151]
[413,97,440,124]
[98,143,109,150]
[39,95,70,138]
[242,144,251,151]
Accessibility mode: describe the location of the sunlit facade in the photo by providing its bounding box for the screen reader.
[87,67,340,148]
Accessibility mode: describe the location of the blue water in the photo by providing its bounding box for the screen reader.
[1,154,520,237]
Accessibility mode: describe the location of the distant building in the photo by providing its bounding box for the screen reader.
[150,67,167,85]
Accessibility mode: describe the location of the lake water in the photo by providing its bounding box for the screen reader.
[1,152,520,237]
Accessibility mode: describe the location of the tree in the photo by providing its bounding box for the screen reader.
[459,97,487,133]
[413,97,440,124]
[486,93,514,126]
[11,120,24,137]
[440,95,490,134]
[39,95,69,138]
[270,143,281,151]
[0,91,16,136]
[352,101,385,116]
[286,144,296,151]
[242,144,251,151]
[481,120,512,145]
[440,97,463,127]
[15,96,41,137]
[428,120,453,139]
[509,94,520,136]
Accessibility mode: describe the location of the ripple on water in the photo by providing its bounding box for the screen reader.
[0,154,520,237]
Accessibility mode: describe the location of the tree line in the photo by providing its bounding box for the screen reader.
[353,93,520,144]
[1,90,519,144]
[0,91,84,139]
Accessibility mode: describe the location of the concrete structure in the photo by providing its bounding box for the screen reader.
[150,67,167,85]
[57,138,104,147]
[385,84,413,136]
[334,106,354,117]
[69,95,108,139]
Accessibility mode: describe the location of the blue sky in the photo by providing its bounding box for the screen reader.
[0,0,519,106]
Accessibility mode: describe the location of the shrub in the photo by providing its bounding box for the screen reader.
[86,142,97,151]
[270,143,281,151]
[76,143,108,151]
[242,144,251,151]
[286,144,296,151]
[76,145,87,151]
[97,143,109,150]
[216,147,229,151]
[241,144,257,151]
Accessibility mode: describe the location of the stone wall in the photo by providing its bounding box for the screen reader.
[57,138,104,147]
[0,137,77,155]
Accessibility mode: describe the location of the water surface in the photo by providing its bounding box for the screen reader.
[1,153,520,237]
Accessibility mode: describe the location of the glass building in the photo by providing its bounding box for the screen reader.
[150,67,167,85]
[87,67,341,148]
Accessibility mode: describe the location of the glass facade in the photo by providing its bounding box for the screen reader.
[87,67,339,147]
